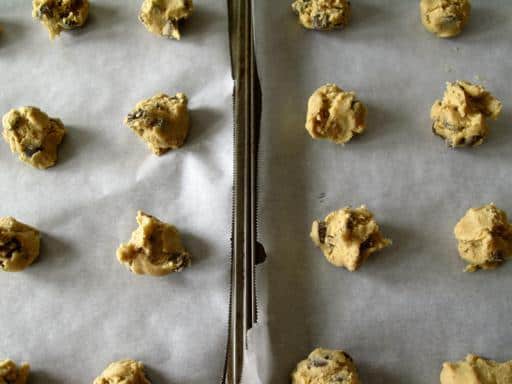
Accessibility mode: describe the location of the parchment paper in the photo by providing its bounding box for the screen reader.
[0,1,232,383]
[247,1,512,383]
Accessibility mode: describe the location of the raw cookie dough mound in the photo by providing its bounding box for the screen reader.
[0,217,41,272]
[292,0,351,30]
[117,211,191,276]
[139,0,194,40]
[311,206,391,271]
[420,0,470,38]
[431,81,502,147]
[291,348,360,384]
[440,354,512,384]
[0,360,30,384]
[125,93,189,155]
[454,204,512,272]
[306,84,366,144]
[2,106,66,169]
[32,0,89,39]
[93,359,151,384]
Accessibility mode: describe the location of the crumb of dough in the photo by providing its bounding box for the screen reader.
[311,206,391,271]
[124,93,190,156]
[291,348,361,384]
[93,359,151,384]
[440,354,512,384]
[32,0,89,39]
[431,81,502,147]
[305,84,367,145]
[0,359,30,384]
[117,211,191,276]
[454,204,512,272]
[0,217,41,272]
[139,0,194,40]
[2,106,66,169]
[420,0,470,38]
[291,0,351,30]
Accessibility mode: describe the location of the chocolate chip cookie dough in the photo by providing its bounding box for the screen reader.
[292,348,360,384]
[2,106,66,169]
[454,204,512,272]
[125,93,189,155]
[441,354,512,384]
[139,0,194,40]
[292,0,351,30]
[311,206,391,271]
[32,0,89,39]
[0,217,41,273]
[117,211,191,276]
[0,360,30,384]
[305,84,366,144]
[431,81,502,147]
[93,360,151,384]
[420,0,471,38]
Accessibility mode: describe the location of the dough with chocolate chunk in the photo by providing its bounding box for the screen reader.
[441,354,512,384]
[0,359,30,384]
[305,84,366,144]
[292,0,351,30]
[292,348,360,384]
[311,206,391,271]
[139,0,193,40]
[2,106,66,169]
[454,204,512,272]
[125,93,189,155]
[32,0,89,39]
[431,81,502,147]
[117,211,191,276]
[93,360,151,384]
[420,0,470,38]
[0,217,40,272]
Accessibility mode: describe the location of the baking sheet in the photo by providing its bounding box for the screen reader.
[248,1,512,383]
[0,1,232,383]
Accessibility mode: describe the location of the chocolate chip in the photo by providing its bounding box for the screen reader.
[318,222,327,244]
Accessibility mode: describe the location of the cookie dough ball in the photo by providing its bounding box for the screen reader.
[139,0,194,40]
[291,0,351,30]
[441,354,512,384]
[125,93,189,156]
[306,84,366,144]
[0,217,41,273]
[0,360,30,384]
[420,0,470,38]
[454,204,512,272]
[32,0,89,39]
[311,206,391,271]
[2,106,66,169]
[292,348,360,384]
[93,360,151,384]
[431,81,502,147]
[117,211,191,276]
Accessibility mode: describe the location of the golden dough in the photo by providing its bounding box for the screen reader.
[32,0,89,39]
[0,217,41,272]
[2,106,66,169]
[305,84,366,144]
[441,354,512,384]
[93,360,151,384]
[454,204,512,272]
[139,0,194,40]
[0,359,30,384]
[125,93,189,156]
[291,348,360,384]
[117,211,191,276]
[431,81,502,147]
[311,206,391,271]
[291,0,351,30]
[420,0,470,38]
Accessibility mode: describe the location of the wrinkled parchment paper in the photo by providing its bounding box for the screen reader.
[0,2,232,383]
[247,1,512,383]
